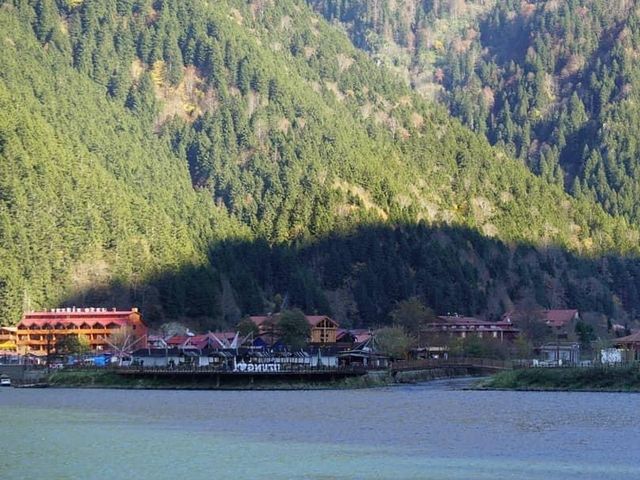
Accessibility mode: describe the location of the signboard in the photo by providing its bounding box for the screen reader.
[234,362,282,373]
[600,348,623,365]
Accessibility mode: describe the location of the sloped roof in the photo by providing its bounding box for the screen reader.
[436,316,516,329]
[542,310,578,328]
[438,316,482,324]
[19,308,143,328]
[351,329,372,343]
[613,331,640,345]
[336,328,372,343]
[502,309,578,328]
[306,315,338,327]
[165,335,189,346]
[250,314,338,328]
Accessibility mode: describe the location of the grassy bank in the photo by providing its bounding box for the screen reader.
[46,369,392,390]
[481,366,640,392]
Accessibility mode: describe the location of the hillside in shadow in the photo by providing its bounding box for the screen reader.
[59,222,640,330]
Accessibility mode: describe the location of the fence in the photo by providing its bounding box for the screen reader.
[392,357,513,372]
[115,364,368,375]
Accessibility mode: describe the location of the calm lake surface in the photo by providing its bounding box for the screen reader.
[1,379,639,479]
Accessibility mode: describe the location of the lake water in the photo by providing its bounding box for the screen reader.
[1,379,639,479]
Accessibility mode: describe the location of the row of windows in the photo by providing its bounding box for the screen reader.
[20,324,124,330]
[18,334,110,341]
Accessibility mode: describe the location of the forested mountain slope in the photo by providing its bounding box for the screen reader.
[0,3,245,324]
[1,0,640,328]
[309,0,640,225]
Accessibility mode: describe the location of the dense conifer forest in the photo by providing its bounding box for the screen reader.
[310,0,640,224]
[1,0,640,329]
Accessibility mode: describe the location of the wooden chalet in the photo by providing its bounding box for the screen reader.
[16,307,147,355]
[307,316,339,343]
[250,313,339,345]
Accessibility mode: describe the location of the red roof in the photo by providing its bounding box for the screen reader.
[542,310,578,328]
[190,332,237,349]
[19,318,132,328]
[164,332,241,349]
[165,335,189,346]
[209,331,238,341]
[18,308,142,328]
[336,328,372,343]
[351,329,372,343]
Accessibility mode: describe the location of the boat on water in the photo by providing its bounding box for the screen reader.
[0,374,11,387]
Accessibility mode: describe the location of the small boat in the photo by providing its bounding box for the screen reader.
[0,374,11,387]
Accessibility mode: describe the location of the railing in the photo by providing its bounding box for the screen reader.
[114,364,368,375]
[392,357,513,372]
[516,360,640,369]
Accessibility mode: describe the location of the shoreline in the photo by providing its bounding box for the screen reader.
[476,365,640,393]
[25,367,640,393]
[40,367,481,391]
[43,369,396,391]
[468,385,640,393]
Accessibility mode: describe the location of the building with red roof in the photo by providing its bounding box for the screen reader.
[502,309,580,339]
[164,332,242,350]
[421,315,520,342]
[16,307,147,355]
[541,310,580,329]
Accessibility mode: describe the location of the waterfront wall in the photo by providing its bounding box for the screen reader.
[47,367,391,390]
[0,365,48,383]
